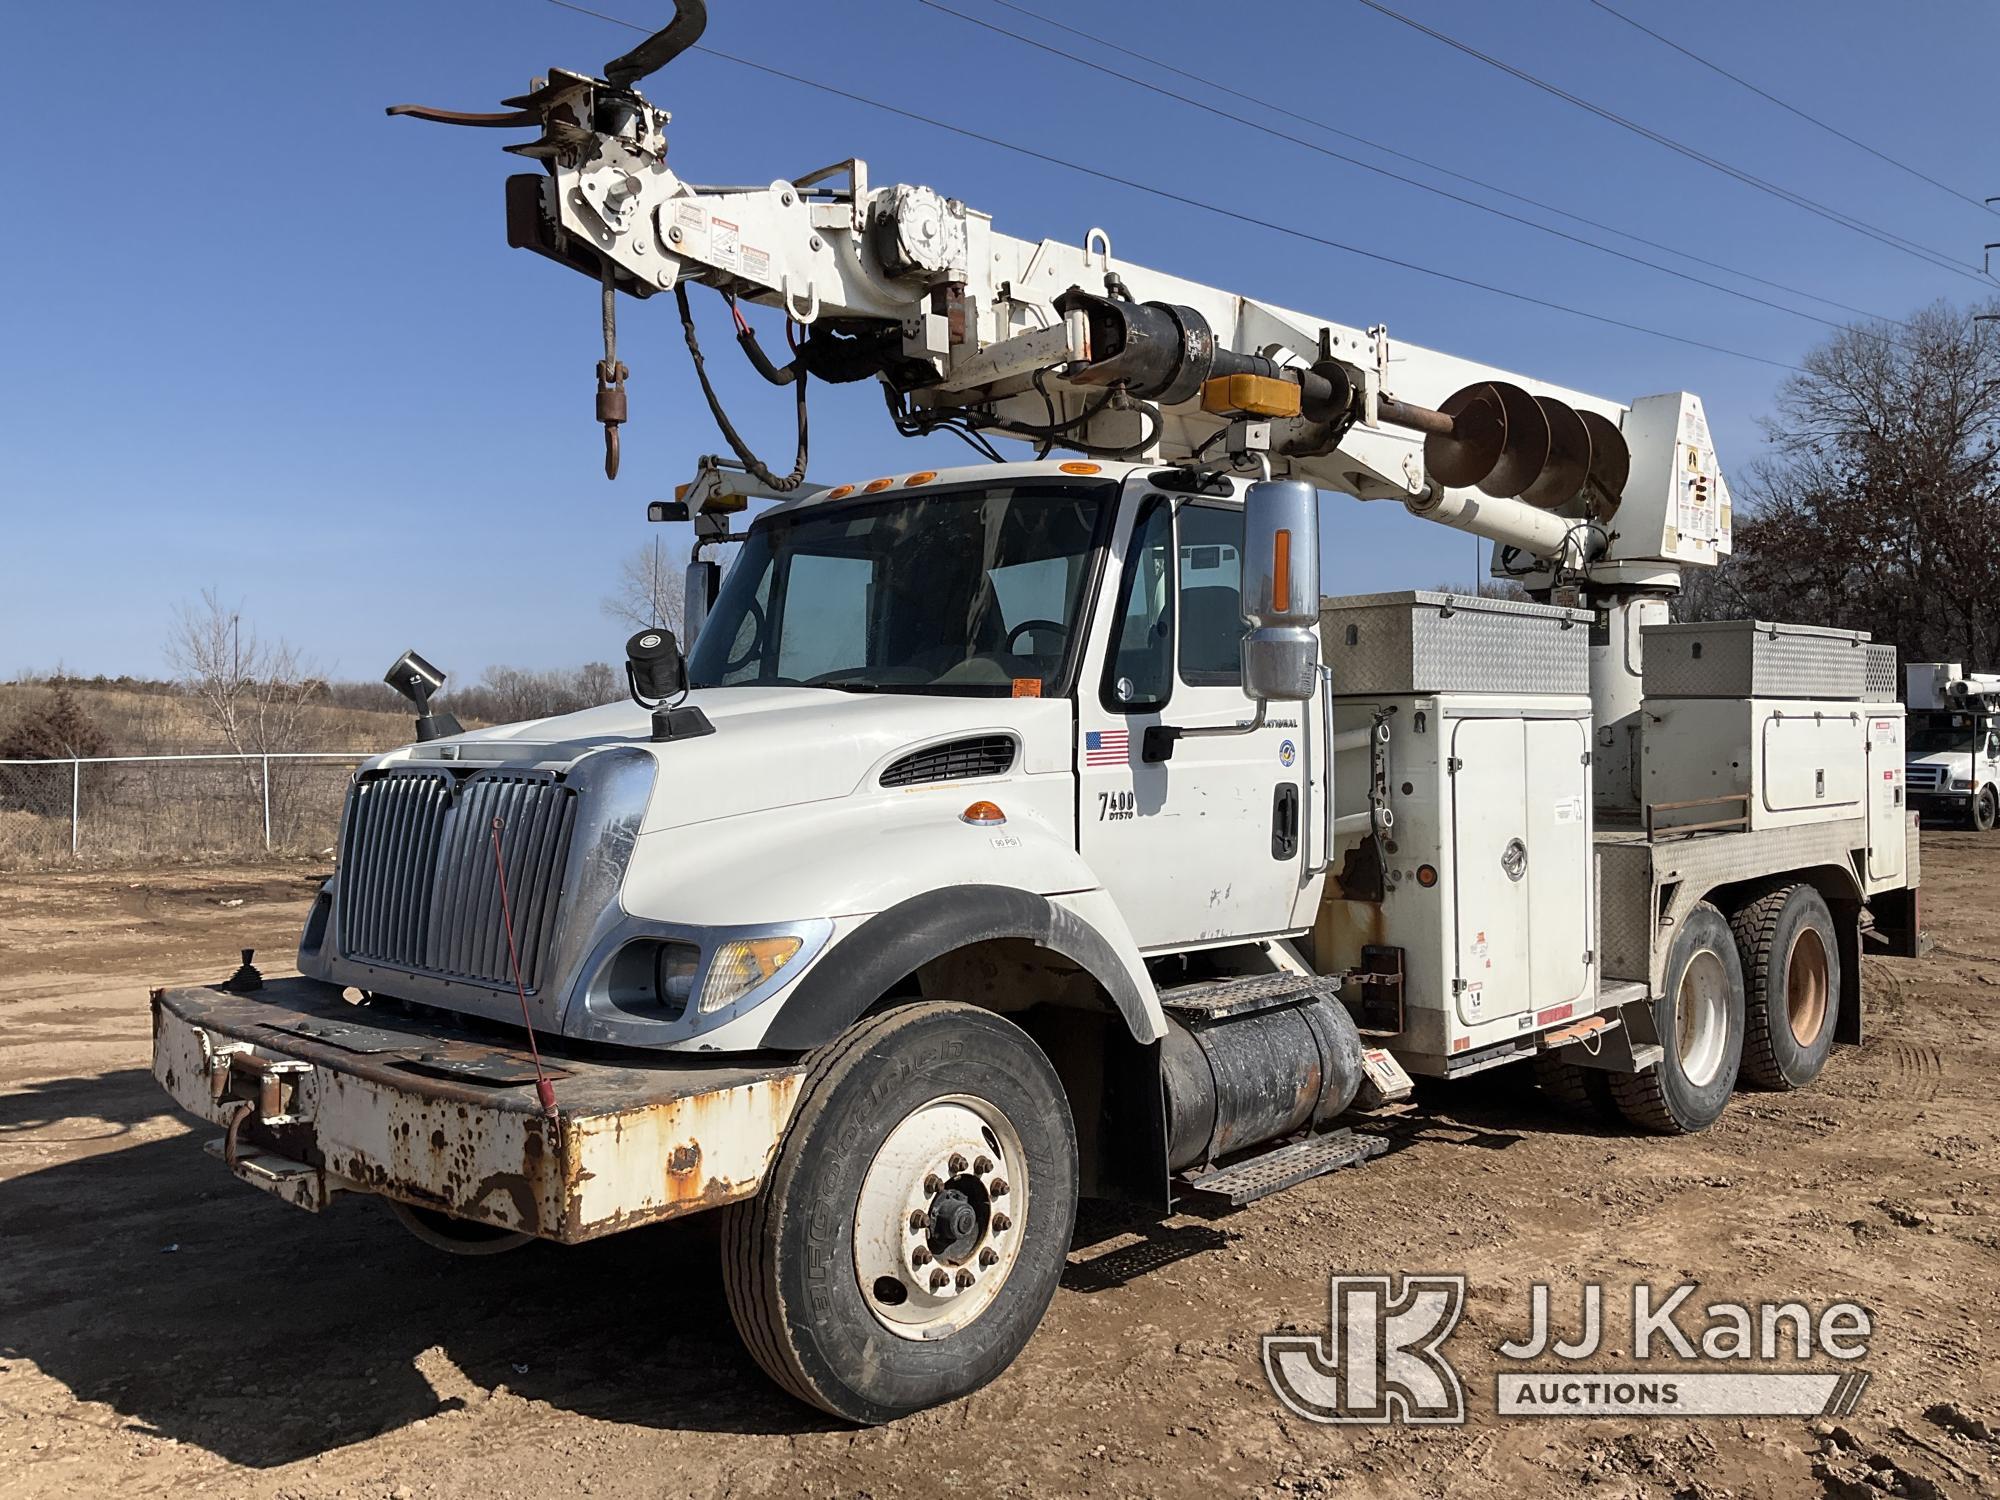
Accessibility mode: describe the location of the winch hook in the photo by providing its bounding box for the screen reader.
[597,260,628,480]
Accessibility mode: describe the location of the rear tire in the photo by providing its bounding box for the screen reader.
[1611,902,1745,1134]
[1532,1051,1621,1125]
[1731,884,1841,1090]
[1971,786,1997,832]
[720,1002,1078,1424]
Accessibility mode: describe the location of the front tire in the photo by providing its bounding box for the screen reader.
[1611,902,1746,1134]
[721,1002,1078,1424]
[1732,884,1840,1090]
[1971,785,1998,832]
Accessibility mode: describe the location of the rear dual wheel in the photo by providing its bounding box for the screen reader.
[1731,884,1841,1091]
[1611,902,1745,1134]
[721,1002,1077,1424]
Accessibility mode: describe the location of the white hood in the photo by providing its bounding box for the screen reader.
[396,687,1073,833]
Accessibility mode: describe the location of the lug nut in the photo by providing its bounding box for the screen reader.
[955,1269,975,1289]
[912,1246,932,1266]
[923,1173,942,1194]
[979,1247,999,1267]
[909,1209,929,1232]
[948,1153,968,1175]
[990,1178,1009,1198]
[930,1268,950,1291]
[992,1212,1011,1233]
[974,1155,993,1175]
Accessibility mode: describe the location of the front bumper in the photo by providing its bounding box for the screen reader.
[151,978,804,1242]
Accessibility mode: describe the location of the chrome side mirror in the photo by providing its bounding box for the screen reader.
[1240,479,1320,703]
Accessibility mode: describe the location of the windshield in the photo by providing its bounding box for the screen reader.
[1908,726,1973,755]
[1908,711,1993,755]
[688,479,1112,695]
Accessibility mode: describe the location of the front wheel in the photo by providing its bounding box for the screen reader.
[721,1002,1078,1424]
[1611,902,1746,1134]
[1971,785,1998,832]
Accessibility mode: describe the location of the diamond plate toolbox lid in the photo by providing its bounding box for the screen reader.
[1319,590,1591,696]
[1641,619,1870,700]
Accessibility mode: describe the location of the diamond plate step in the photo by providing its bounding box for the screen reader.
[1156,973,1343,1022]
[1176,1128,1387,1207]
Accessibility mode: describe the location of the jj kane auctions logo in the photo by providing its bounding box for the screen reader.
[1264,1276,1873,1424]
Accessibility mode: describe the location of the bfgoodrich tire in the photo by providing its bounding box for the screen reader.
[1611,902,1746,1134]
[1731,884,1841,1090]
[720,1002,1078,1424]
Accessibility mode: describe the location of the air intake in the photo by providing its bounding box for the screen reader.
[880,734,1016,788]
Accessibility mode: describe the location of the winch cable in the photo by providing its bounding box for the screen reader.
[674,281,810,490]
[489,817,560,1120]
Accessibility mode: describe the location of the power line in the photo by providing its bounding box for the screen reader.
[918,0,1887,335]
[541,0,1805,371]
[975,0,1900,328]
[1350,0,1996,287]
[1584,0,1997,217]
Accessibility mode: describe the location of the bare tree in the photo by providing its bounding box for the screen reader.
[1719,300,2000,662]
[164,589,321,754]
[603,537,686,633]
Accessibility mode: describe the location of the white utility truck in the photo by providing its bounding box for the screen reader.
[150,3,1921,1423]
[1904,662,2000,830]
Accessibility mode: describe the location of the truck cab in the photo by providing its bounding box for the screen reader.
[1903,664,2000,830]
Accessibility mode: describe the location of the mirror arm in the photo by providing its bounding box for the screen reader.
[1141,701,1268,763]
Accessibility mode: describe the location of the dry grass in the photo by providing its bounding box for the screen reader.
[0,685,413,871]
[0,683,414,756]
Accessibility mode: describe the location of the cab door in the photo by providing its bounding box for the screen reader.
[1075,489,1308,951]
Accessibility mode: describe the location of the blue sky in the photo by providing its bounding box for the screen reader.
[3,0,1995,682]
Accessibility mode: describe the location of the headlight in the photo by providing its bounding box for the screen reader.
[1951,776,1974,790]
[653,941,701,1018]
[698,935,805,1014]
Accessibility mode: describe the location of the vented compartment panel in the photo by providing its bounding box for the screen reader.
[880,734,1015,787]
[338,769,577,992]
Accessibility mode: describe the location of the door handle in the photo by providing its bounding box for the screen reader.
[1272,784,1300,860]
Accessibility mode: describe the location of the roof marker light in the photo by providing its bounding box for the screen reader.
[904,470,937,486]
[862,478,894,493]
[1059,461,1102,475]
[826,484,856,500]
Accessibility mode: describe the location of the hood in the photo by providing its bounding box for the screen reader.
[392,686,1073,833]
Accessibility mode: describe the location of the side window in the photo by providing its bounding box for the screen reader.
[1101,496,1174,712]
[1177,503,1244,686]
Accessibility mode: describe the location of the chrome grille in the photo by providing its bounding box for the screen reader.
[338,769,578,991]
[1905,763,1945,792]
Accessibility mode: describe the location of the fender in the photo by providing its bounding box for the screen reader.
[759,884,1161,1050]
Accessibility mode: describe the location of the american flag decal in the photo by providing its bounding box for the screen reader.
[1085,729,1130,765]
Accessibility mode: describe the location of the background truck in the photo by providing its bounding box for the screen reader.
[151,2,1921,1424]
[1903,662,2000,830]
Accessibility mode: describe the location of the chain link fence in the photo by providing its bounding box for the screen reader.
[0,754,364,869]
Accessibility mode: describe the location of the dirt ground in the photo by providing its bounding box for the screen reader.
[2,844,1996,1500]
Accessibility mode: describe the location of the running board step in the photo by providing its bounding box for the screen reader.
[1176,1128,1387,1208]
[1156,973,1343,1022]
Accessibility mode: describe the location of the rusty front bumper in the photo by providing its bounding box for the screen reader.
[151,979,804,1243]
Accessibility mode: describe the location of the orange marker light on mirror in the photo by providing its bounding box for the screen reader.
[960,801,1006,826]
[1272,529,1292,614]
